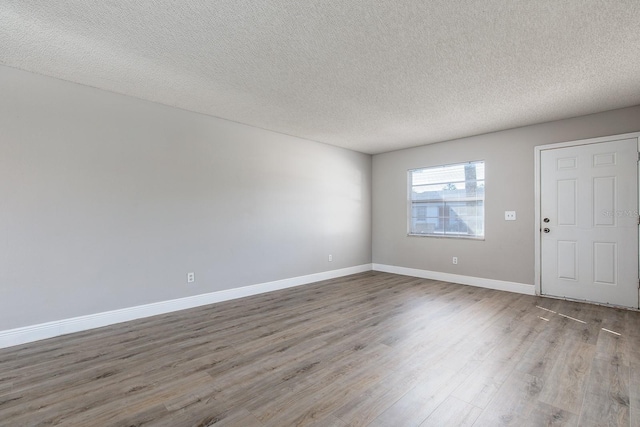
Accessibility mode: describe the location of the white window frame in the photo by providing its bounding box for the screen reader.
[407,160,485,239]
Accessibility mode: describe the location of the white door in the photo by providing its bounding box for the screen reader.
[540,138,639,308]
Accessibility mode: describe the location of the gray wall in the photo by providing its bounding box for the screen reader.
[373,106,640,287]
[0,66,372,330]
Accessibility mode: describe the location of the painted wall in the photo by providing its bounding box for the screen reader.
[372,105,640,288]
[0,66,372,330]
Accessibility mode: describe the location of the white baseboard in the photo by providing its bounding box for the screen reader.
[0,263,534,349]
[372,263,535,295]
[0,264,372,349]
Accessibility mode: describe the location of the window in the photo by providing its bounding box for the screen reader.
[408,161,485,238]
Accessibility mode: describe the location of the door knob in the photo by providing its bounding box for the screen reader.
[543,228,550,233]
[543,218,550,223]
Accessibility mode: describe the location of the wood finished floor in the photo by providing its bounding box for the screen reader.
[1,272,639,427]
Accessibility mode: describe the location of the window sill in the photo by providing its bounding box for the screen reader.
[407,233,485,241]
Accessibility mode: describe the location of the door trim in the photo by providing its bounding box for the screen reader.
[534,131,640,300]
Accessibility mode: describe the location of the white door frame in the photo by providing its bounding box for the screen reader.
[534,131,640,299]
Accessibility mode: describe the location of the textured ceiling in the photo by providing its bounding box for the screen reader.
[1,1,640,154]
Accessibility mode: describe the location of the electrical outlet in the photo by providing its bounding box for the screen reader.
[187,272,195,283]
[505,211,517,221]
[328,254,333,262]
[452,257,458,265]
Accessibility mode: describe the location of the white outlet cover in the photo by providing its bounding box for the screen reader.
[505,211,517,221]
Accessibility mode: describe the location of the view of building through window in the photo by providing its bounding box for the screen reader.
[408,161,485,238]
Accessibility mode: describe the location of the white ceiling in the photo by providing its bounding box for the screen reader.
[1,1,640,154]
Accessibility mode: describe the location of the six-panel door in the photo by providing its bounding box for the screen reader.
[540,138,639,308]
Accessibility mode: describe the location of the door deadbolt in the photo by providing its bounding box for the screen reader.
[543,218,550,223]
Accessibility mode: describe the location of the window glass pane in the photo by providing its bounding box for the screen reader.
[408,161,485,238]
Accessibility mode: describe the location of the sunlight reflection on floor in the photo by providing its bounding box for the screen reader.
[535,305,622,336]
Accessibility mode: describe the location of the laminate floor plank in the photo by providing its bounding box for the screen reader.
[1,271,639,426]
[629,365,640,427]
[578,357,630,426]
[331,375,410,427]
[420,395,482,426]
[260,347,396,427]
[0,340,239,422]
[537,337,595,414]
[248,343,396,424]
[367,363,473,427]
